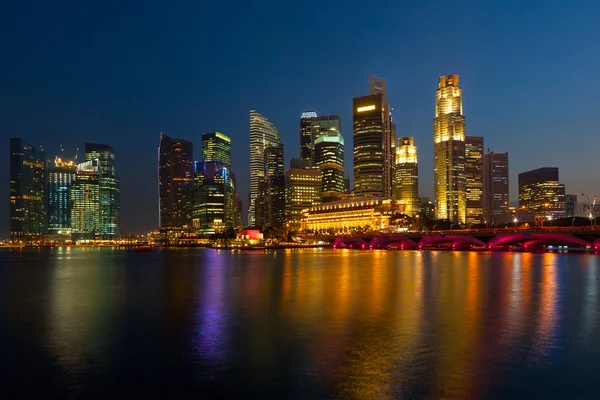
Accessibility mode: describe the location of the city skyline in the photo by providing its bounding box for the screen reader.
[3,1,600,233]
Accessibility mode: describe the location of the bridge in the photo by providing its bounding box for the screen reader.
[327,227,600,251]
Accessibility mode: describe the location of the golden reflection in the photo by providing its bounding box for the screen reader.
[532,253,559,361]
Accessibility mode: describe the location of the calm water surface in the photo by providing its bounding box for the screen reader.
[1,248,600,399]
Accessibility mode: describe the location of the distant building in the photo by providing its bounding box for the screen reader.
[158,133,194,228]
[465,136,484,225]
[9,138,46,243]
[85,143,120,239]
[249,110,280,225]
[71,159,101,242]
[314,129,344,202]
[256,144,285,228]
[202,132,231,169]
[394,137,419,216]
[518,167,565,221]
[191,161,234,233]
[310,115,341,164]
[285,159,322,231]
[418,197,435,220]
[47,156,76,236]
[300,111,317,161]
[564,194,577,218]
[484,151,510,225]
[433,75,466,224]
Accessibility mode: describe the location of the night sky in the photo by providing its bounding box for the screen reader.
[2,0,599,234]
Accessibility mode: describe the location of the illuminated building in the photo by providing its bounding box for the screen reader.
[256,144,285,228]
[418,197,435,220]
[465,136,484,225]
[301,197,400,233]
[202,132,231,169]
[433,74,466,224]
[71,159,101,242]
[47,155,76,236]
[85,143,120,239]
[518,168,565,221]
[234,197,243,228]
[191,161,233,233]
[249,110,280,225]
[310,115,341,164]
[9,138,46,243]
[285,159,322,230]
[369,75,395,198]
[564,194,577,218]
[159,132,194,228]
[314,129,344,202]
[394,137,418,216]
[353,94,385,197]
[484,151,510,225]
[300,111,317,161]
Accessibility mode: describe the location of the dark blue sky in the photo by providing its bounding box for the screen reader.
[2,0,599,234]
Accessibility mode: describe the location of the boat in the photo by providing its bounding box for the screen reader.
[128,245,153,252]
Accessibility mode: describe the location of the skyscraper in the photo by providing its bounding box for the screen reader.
[71,159,101,242]
[314,129,344,202]
[564,194,577,218]
[310,115,341,164]
[300,111,317,162]
[465,136,484,225]
[484,151,510,225]
[85,143,120,239]
[191,161,233,233]
[285,159,322,230]
[353,94,385,197]
[201,132,231,169]
[394,137,419,216]
[47,155,76,236]
[158,133,194,228]
[9,138,46,243]
[256,144,285,228]
[433,74,466,224]
[249,110,280,226]
[518,167,565,221]
[369,75,394,198]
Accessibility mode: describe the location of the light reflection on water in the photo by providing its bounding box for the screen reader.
[1,248,600,398]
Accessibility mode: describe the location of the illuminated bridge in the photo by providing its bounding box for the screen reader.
[328,228,600,251]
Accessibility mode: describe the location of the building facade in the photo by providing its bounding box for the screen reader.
[518,167,565,221]
[564,194,577,218]
[85,143,120,239]
[191,161,234,233]
[353,94,385,197]
[71,159,101,242]
[314,129,344,202]
[484,152,510,225]
[202,132,231,169]
[249,110,280,225]
[465,136,484,225]
[300,111,317,161]
[369,76,394,199]
[310,115,341,164]
[47,156,76,236]
[158,133,194,228]
[285,159,322,231]
[433,74,466,224]
[394,137,419,216]
[9,138,46,243]
[256,144,285,228]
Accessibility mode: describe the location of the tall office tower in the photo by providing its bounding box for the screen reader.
[394,137,419,216]
[433,74,466,224]
[300,111,317,161]
[71,159,101,242]
[191,161,233,233]
[314,129,344,202]
[285,159,322,230]
[249,110,280,225]
[564,194,577,218]
[85,143,120,239]
[234,197,243,228]
[369,75,395,198]
[483,151,510,225]
[9,138,46,243]
[310,115,341,164]
[258,144,285,228]
[353,94,385,197]
[465,136,484,225]
[47,155,76,236]
[418,197,436,220]
[158,133,194,228]
[518,167,565,221]
[202,132,231,169]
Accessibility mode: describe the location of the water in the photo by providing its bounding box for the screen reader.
[1,248,599,399]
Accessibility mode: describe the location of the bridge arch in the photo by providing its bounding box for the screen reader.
[369,236,419,250]
[488,233,590,249]
[418,235,486,249]
[332,237,369,249]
